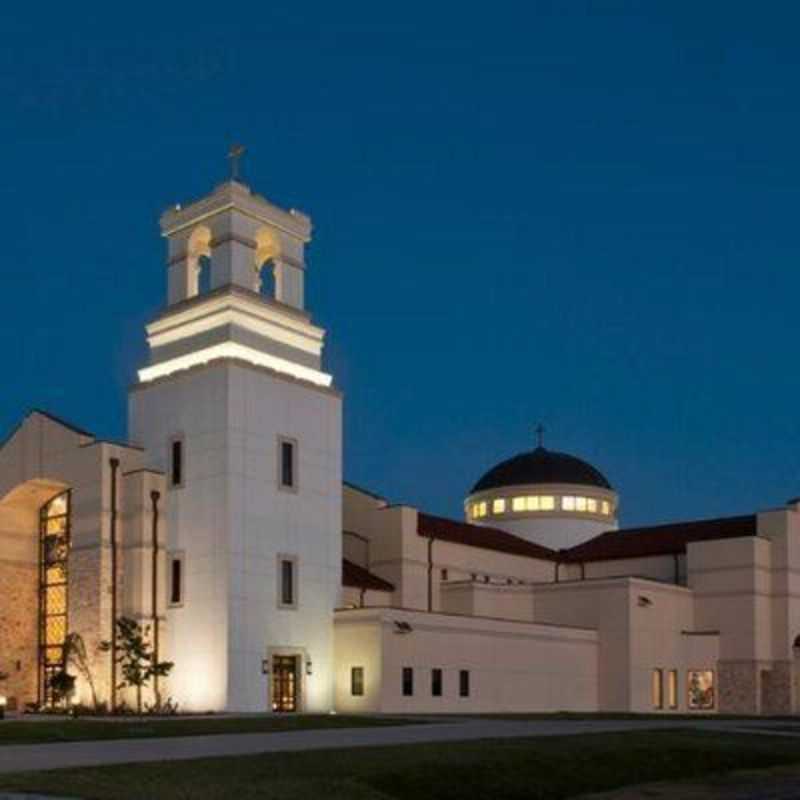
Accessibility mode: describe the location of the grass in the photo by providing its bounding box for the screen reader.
[0,714,408,745]
[0,730,799,799]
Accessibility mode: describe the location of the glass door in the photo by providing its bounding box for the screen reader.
[271,656,298,712]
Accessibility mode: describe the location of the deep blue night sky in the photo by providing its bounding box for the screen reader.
[3,2,800,526]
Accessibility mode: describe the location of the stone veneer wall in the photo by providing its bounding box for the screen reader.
[761,660,793,715]
[718,660,760,714]
[68,546,112,707]
[0,561,38,709]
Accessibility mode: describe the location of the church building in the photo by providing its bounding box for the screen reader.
[1,169,798,716]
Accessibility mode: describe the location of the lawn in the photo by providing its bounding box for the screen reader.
[0,730,799,799]
[0,714,407,746]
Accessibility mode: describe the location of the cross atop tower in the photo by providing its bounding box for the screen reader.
[535,423,545,448]
[228,143,246,182]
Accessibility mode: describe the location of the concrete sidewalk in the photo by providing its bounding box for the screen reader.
[0,717,790,775]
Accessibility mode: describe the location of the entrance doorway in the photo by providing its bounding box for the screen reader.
[271,655,298,712]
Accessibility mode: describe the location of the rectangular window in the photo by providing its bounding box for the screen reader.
[687,670,715,710]
[668,669,678,709]
[402,667,414,696]
[540,496,555,511]
[601,500,611,516]
[432,668,443,697]
[459,670,470,698]
[351,667,364,696]
[652,668,664,709]
[170,438,183,487]
[279,438,297,490]
[440,568,448,581]
[169,554,184,606]
[512,496,526,512]
[492,498,506,514]
[527,496,540,511]
[587,498,598,513]
[562,496,576,511]
[575,496,587,512]
[279,556,297,608]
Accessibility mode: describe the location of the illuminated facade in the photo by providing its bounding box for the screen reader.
[0,168,797,717]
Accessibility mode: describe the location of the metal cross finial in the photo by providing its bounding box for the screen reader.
[228,144,246,181]
[535,423,545,448]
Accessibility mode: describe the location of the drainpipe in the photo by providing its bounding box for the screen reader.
[427,535,434,612]
[109,458,120,712]
[150,490,161,703]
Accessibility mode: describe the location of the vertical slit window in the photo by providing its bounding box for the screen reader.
[351,667,364,696]
[459,670,470,697]
[171,439,183,487]
[652,668,664,709]
[432,668,443,697]
[279,438,296,490]
[170,556,183,606]
[402,667,413,696]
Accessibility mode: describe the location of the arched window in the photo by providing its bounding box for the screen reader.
[187,226,212,299]
[197,255,211,295]
[39,491,70,706]
[254,227,281,300]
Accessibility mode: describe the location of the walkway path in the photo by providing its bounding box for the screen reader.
[0,717,792,775]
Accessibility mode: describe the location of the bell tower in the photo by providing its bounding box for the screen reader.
[129,160,342,712]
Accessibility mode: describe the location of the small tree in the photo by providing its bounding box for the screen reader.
[63,632,99,710]
[49,670,76,707]
[101,617,173,714]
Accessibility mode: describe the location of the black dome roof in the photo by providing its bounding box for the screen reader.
[471,447,612,494]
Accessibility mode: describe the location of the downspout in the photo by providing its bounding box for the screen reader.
[109,458,120,712]
[150,490,161,703]
[427,535,434,612]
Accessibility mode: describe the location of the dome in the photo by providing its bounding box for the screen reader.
[471,446,612,494]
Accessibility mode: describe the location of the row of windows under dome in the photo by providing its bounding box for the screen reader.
[468,494,614,520]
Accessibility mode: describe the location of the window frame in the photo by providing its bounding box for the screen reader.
[277,436,298,492]
[169,551,185,608]
[652,668,664,710]
[668,669,678,710]
[169,436,185,489]
[431,668,443,697]
[277,554,298,610]
[351,666,364,696]
[459,669,470,698]
[402,667,414,697]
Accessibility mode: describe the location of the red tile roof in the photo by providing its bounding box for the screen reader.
[561,515,758,563]
[342,559,395,592]
[417,513,557,561]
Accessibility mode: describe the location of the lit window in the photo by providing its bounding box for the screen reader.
[652,669,664,709]
[477,502,487,518]
[562,496,576,511]
[601,501,611,516]
[540,496,555,511]
[278,556,297,608]
[512,497,526,512]
[687,670,715,710]
[668,669,678,709]
[526,496,539,511]
[575,496,587,512]
[587,498,598,513]
[351,667,364,696]
[278,437,297,490]
[492,498,506,514]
